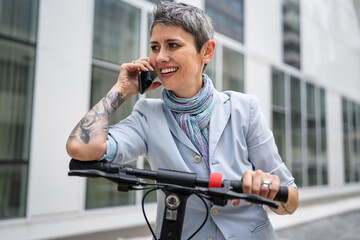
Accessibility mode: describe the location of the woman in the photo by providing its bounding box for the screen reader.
[66,2,299,239]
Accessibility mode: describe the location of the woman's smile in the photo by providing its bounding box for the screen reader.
[159,66,179,78]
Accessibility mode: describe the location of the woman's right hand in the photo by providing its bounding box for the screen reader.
[114,57,160,100]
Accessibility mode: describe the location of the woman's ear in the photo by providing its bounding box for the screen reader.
[201,40,216,64]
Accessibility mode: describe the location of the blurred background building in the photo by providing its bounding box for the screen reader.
[1,0,360,239]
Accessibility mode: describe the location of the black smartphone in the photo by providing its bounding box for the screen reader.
[138,71,155,94]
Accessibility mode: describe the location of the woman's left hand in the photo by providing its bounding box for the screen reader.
[232,169,280,206]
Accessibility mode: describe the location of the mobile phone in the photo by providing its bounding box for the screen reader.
[138,71,154,94]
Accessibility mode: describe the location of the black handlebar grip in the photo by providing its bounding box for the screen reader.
[229,180,288,203]
[69,159,121,173]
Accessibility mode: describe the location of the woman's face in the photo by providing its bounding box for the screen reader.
[149,24,205,98]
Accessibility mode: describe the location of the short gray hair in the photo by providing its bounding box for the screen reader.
[150,2,214,53]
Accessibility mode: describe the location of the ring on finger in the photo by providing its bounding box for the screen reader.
[261,179,272,190]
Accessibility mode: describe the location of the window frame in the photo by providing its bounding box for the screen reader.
[271,67,327,187]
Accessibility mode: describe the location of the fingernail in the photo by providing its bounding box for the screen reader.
[245,201,252,205]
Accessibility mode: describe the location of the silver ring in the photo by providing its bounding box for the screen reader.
[261,180,272,190]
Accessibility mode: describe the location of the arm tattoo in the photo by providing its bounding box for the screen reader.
[281,202,292,214]
[71,91,124,144]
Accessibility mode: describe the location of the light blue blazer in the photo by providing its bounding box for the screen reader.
[105,90,296,240]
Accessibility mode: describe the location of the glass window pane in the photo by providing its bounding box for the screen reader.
[291,105,302,189]
[272,111,286,162]
[352,102,360,182]
[291,110,302,186]
[204,52,216,87]
[272,69,285,107]
[93,0,140,64]
[282,0,301,69]
[0,164,28,219]
[0,0,38,220]
[0,0,39,42]
[0,39,35,161]
[290,76,301,113]
[343,99,351,182]
[205,0,244,43]
[306,83,318,186]
[222,47,244,92]
[320,89,327,185]
[356,105,360,181]
[307,119,317,186]
[306,83,316,116]
[291,112,302,161]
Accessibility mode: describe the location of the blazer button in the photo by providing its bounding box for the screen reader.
[194,155,201,163]
[211,208,218,216]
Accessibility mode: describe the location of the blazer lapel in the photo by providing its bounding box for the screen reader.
[209,91,231,162]
[162,103,200,154]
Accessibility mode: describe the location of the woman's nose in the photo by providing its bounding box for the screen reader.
[156,49,170,63]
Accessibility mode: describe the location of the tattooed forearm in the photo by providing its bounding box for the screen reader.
[280,202,292,215]
[70,91,124,144]
[102,91,124,116]
[78,110,102,143]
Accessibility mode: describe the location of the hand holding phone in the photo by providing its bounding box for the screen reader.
[138,71,154,94]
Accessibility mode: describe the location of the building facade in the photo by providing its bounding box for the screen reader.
[1,0,360,239]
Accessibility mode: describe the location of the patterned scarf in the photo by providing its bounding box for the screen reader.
[162,74,215,171]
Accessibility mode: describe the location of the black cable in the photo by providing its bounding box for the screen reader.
[141,187,162,240]
[187,193,209,240]
[140,184,209,240]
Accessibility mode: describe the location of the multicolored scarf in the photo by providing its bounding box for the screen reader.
[162,74,215,171]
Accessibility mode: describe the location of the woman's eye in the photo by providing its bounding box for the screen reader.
[151,45,159,51]
[169,43,178,48]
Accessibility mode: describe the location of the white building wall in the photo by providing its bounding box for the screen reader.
[245,57,272,125]
[28,0,94,217]
[301,0,360,101]
[245,0,282,64]
[326,91,345,187]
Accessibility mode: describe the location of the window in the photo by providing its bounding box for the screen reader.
[271,68,327,187]
[93,0,140,65]
[204,51,217,88]
[282,0,301,69]
[0,0,39,220]
[343,98,360,183]
[205,0,244,43]
[290,77,303,185]
[222,46,244,92]
[86,0,141,209]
